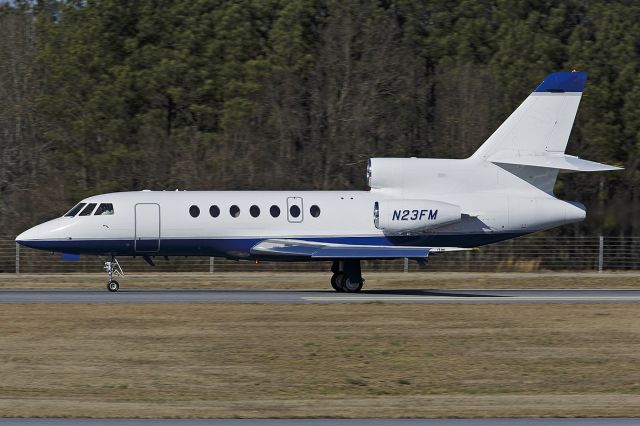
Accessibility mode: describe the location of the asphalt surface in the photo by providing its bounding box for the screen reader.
[0,420,639,426]
[1,288,640,303]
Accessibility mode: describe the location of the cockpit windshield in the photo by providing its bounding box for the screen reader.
[94,203,114,215]
[64,202,115,217]
[64,203,86,217]
[79,203,97,216]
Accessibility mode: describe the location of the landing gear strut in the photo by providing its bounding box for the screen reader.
[104,256,124,292]
[330,260,364,293]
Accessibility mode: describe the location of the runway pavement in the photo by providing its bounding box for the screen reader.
[0,419,639,425]
[1,288,640,303]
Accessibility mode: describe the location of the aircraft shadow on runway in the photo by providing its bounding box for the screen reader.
[299,288,502,297]
[359,289,502,297]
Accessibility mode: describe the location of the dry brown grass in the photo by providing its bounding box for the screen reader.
[1,303,639,418]
[1,271,640,290]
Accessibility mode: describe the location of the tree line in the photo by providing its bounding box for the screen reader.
[0,0,638,237]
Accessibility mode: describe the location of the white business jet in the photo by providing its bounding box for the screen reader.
[16,71,620,292]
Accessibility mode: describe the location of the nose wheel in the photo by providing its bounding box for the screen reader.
[104,257,124,292]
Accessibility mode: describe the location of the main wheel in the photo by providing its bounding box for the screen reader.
[331,273,345,292]
[107,280,120,292]
[341,275,363,293]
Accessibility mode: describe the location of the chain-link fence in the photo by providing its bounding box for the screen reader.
[2,236,639,274]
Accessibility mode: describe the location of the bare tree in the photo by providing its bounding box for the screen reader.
[0,7,54,232]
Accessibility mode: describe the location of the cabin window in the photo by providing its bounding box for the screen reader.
[289,204,301,218]
[250,205,260,217]
[94,203,114,215]
[189,205,200,218]
[210,205,220,218]
[310,205,321,218]
[230,205,240,218]
[79,203,97,216]
[64,203,86,217]
[270,205,280,217]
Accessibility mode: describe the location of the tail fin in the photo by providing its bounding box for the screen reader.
[472,71,588,159]
[471,71,620,194]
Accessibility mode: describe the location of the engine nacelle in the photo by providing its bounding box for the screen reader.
[374,199,461,233]
[368,158,407,188]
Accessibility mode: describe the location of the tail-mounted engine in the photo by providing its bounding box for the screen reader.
[374,199,461,233]
[368,158,407,188]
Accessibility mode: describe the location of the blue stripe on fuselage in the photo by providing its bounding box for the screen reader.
[16,233,528,259]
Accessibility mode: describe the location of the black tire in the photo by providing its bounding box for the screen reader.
[331,273,345,292]
[341,275,363,293]
[107,280,119,292]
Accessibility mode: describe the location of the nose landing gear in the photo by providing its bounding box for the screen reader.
[104,256,124,292]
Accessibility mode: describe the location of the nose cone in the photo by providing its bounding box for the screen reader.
[16,233,40,251]
[16,224,43,242]
[16,224,47,250]
[16,229,31,243]
[15,218,73,251]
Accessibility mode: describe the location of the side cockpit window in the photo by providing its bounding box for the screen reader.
[64,203,86,217]
[79,203,97,216]
[94,203,114,216]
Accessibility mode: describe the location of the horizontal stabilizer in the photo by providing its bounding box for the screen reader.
[488,152,622,172]
[251,239,470,259]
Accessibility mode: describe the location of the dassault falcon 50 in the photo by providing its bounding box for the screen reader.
[16,71,620,292]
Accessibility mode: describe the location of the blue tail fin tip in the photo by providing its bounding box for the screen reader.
[534,71,588,93]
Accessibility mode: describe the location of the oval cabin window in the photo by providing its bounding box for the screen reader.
[189,205,200,218]
[229,205,240,218]
[270,205,280,217]
[310,205,321,217]
[289,205,301,218]
[210,205,220,217]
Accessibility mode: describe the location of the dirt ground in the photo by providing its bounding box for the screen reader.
[1,271,640,290]
[0,302,639,418]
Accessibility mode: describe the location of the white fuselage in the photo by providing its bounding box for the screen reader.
[15,179,585,259]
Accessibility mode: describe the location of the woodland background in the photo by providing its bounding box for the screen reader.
[1,0,638,237]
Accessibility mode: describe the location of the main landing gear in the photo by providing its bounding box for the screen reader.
[104,256,124,292]
[330,259,364,293]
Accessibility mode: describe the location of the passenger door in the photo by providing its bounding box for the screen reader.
[286,197,304,223]
[135,203,160,252]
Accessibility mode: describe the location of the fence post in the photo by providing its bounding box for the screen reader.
[598,236,604,273]
[15,242,20,274]
[403,257,409,273]
[209,257,214,273]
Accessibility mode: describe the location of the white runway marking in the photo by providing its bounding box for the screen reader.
[304,296,640,302]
